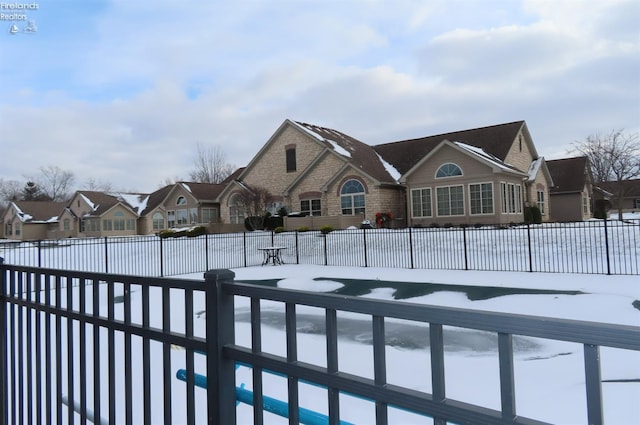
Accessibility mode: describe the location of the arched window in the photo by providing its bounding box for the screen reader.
[152,212,164,230]
[176,196,187,205]
[436,163,462,178]
[340,179,365,215]
[229,193,245,224]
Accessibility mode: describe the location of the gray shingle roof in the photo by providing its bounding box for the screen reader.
[547,156,590,194]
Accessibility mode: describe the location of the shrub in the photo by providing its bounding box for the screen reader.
[186,226,207,237]
[264,215,283,230]
[244,216,264,231]
[593,199,611,219]
[296,226,310,232]
[524,206,542,224]
[474,223,483,228]
[158,230,173,238]
[429,223,440,228]
[443,223,453,228]
[274,226,285,233]
[319,225,334,234]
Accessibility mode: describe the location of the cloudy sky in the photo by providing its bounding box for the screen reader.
[1,0,638,193]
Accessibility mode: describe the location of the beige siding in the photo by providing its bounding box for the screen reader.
[97,206,139,237]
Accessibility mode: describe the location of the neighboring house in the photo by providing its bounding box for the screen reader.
[374,121,554,226]
[67,191,146,238]
[218,119,406,231]
[138,182,226,234]
[1,201,68,240]
[546,156,593,221]
[594,179,640,215]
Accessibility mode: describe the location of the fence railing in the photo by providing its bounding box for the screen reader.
[0,219,638,277]
[1,260,639,424]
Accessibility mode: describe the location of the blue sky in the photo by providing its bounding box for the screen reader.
[1,0,639,192]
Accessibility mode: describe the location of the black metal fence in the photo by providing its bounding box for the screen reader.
[1,261,639,424]
[0,219,638,276]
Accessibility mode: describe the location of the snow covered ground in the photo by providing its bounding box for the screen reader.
[175,265,640,425]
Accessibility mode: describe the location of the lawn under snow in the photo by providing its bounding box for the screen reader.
[172,265,640,425]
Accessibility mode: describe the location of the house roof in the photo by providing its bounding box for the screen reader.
[77,191,142,217]
[596,179,640,198]
[140,182,227,216]
[373,121,526,176]
[293,121,399,184]
[547,156,590,194]
[11,201,67,223]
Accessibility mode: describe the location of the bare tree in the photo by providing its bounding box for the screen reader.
[27,166,76,202]
[235,185,275,230]
[189,144,234,184]
[573,129,640,219]
[0,179,22,206]
[82,178,113,192]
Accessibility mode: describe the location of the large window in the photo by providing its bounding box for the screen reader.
[470,183,494,215]
[63,219,71,231]
[537,190,545,214]
[501,183,523,214]
[229,194,245,224]
[152,212,164,230]
[301,199,321,216]
[176,209,188,226]
[167,211,176,228]
[114,211,125,231]
[340,179,365,215]
[126,219,135,231]
[177,196,187,205]
[102,219,113,231]
[286,147,296,172]
[437,185,464,216]
[436,163,462,178]
[202,208,218,223]
[411,188,432,217]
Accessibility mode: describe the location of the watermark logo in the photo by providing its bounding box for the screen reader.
[8,18,35,34]
[3,2,39,35]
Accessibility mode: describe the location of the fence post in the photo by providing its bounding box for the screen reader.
[462,226,468,271]
[527,223,533,273]
[205,234,209,271]
[0,257,6,425]
[323,231,328,266]
[159,236,164,277]
[603,219,611,275]
[295,231,300,265]
[104,237,109,274]
[204,269,236,425]
[408,228,414,269]
[363,228,368,268]
[37,240,42,268]
[243,232,247,268]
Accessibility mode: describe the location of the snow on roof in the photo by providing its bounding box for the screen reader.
[293,121,352,158]
[325,139,352,158]
[454,141,517,173]
[376,153,401,182]
[181,182,192,193]
[527,157,545,182]
[80,193,97,211]
[117,193,149,214]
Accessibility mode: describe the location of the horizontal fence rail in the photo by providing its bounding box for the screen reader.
[1,219,638,276]
[1,261,639,424]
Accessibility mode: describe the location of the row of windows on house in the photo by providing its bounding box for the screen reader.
[411,182,539,218]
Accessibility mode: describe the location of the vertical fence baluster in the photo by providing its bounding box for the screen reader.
[0,258,7,425]
[250,297,264,425]
[285,302,299,425]
[372,315,387,425]
[326,309,340,425]
[584,344,604,425]
[498,333,516,420]
[430,323,446,425]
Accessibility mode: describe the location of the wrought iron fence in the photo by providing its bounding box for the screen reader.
[1,261,638,424]
[0,219,638,276]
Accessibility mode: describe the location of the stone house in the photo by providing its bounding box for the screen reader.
[546,156,593,221]
[217,119,406,231]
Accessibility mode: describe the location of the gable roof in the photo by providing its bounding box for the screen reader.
[596,179,640,198]
[547,156,590,194]
[76,191,142,217]
[374,121,526,176]
[140,182,226,216]
[10,201,67,223]
[292,121,399,184]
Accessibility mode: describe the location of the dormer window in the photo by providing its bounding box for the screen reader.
[286,144,296,172]
[435,163,462,178]
[177,196,187,205]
